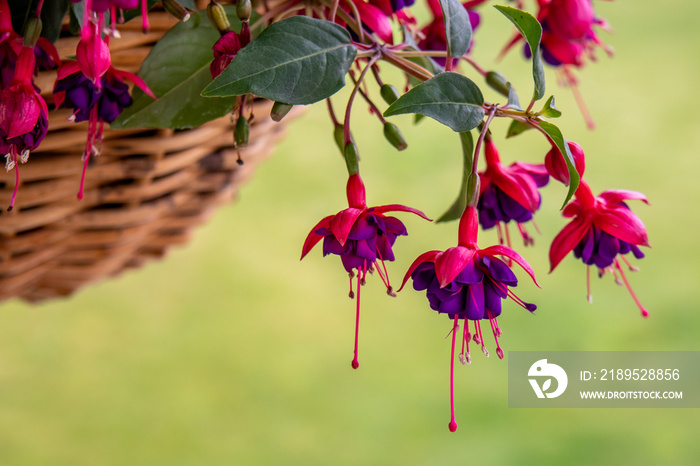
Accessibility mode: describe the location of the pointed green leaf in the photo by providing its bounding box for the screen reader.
[539,121,579,207]
[485,71,521,109]
[437,131,474,222]
[541,95,562,117]
[202,16,356,105]
[494,5,545,101]
[384,72,485,133]
[439,0,472,58]
[506,119,532,138]
[111,7,243,129]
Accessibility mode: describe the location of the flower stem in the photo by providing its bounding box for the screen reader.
[448,314,459,432]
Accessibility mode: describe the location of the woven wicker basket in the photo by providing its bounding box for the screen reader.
[0,10,299,302]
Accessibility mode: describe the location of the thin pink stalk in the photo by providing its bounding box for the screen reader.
[448,314,459,432]
[614,259,649,318]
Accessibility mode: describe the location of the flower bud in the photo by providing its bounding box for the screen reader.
[344,142,360,175]
[162,0,191,22]
[380,84,400,105]
[334,124,355,156]
[465,172,480,207]
[23,17,42,48]
[485,71,509,97]
[545,141,586,186]
[236,0,252,22]
[234,115,249,148]
[270,101,293,122]
[383,122,407,151]
[207,0,230,34]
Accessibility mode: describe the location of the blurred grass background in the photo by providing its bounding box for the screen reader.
[2,1,699,464]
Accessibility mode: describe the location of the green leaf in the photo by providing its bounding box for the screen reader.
[540,95,562,118]
[438,0,472,58]
[539,121,579,206]
[494,5,545,102]
[40,0,69,42]
[202,16,356,105]
[384,72,485,133]
[506,119,531,138]
[485,71,520,109]
[437,131,474,222]
[111,6,243,129]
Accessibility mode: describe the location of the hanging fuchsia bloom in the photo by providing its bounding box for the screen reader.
[210,18,252,80]
[477,138,549,246]
[301,174,429,369]
[505,0,611,68]
[549,179,650,316]
[0,0,60,88]
[54,58,154,199]
[419,0,485,65]
[400,206,537,432]
[0,47,49,210]
[211,31,242,79]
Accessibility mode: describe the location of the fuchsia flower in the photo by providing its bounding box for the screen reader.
[0,46,49,211]
[0,0,60,88]
[419,0,484,65]
[53,15,155,200]
[477,138,549,246]
[400,205,538,432]
[210,19,252,80]
[301,173,429,369]
[549,179,650,316]
[530,0,612,68]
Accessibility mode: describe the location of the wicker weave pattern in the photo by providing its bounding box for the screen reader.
[0,12,298,302]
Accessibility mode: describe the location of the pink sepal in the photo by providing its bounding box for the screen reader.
[300,215,333,259]
[398,250,440,291]
[480,244,540,287]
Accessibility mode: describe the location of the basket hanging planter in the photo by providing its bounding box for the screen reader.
[0,7,300,302]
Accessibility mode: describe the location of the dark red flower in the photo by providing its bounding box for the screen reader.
[400,206,538,432]
[301,174,429,369]
[549,179,650,316]
[0,47,49,210]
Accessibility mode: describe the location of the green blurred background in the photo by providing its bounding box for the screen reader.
[2,1,699,464]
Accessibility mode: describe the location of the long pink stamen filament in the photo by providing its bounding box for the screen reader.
[8,150,19,211]
[586,265,592,303]
[563,67,595,130]
[351,261,367,369]
[614,259,649,318]
[448,314,459,432]
[487,311,504,359]
[489,279,530,311]
[531,219,541,236]
[620,255,639,272]
[374,246,392,290]
[79,106,99,199]
[496,222,504,245]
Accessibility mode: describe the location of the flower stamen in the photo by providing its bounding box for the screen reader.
[448,314,459,433]
[614,259,649,318]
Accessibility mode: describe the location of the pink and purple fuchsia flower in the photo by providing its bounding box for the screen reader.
[477,138,549,246]
[0,47,49,211]
[400,206,538,432]
[549,179,650,316]
[301,173,429,369]
[53,8,154,200]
